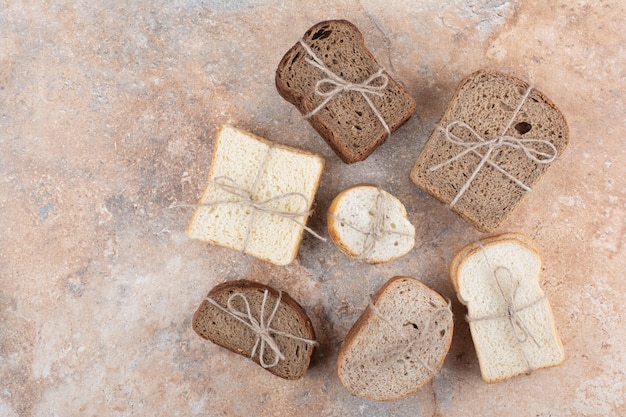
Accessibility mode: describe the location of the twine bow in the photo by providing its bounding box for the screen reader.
[298,40,391,136]
[329,188,413,261]
[369,300,453,375]
[205,290,318,369]
[467,244,546,373]
[429,85,558,208]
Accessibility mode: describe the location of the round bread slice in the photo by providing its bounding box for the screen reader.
[336,276,454,401]
[192,280,317,380]
[327,185,415,264]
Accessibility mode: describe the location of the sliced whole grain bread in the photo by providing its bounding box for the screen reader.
[410,70,569,232]
[192,280,317,380]
[450,234,565,383]
[276,19,416,163]
[336,277,453,401]
[327,185,415,263]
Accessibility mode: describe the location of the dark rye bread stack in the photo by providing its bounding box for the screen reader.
[410,70,569,232]
[276,19,417,163]
[193,280,316,380]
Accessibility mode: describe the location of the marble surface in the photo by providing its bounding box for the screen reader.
[1,1,624,416]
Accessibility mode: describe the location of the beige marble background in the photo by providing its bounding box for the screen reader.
[1,1,624,416]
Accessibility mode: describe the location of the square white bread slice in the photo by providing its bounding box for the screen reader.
[450,234,565,383]
[187,126,325,265]
[336,277,453,401]
[327,185,415,264]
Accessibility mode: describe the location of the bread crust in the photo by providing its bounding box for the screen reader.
[336,276,454,400]
[187,125,325,266]
[276,20,416,163]
[192,279,316,379]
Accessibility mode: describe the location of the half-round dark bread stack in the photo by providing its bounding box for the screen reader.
[193,280,316,379]
[276,19,416,163]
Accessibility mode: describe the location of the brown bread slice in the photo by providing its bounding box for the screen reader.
[276,19,416,163]
[192,280,317,380]
[336,277,453,401]
[410,70,569,232]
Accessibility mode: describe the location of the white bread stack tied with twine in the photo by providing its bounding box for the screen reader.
[336,277,453,401]
[410,70,569,232]
[187,125,325,265]
[450,233,565,383]
[327,185,415,264]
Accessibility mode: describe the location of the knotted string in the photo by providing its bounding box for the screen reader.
[429,84,558,208]
[329,188,413,261]
[173,144,326,253]
[205,290,318,369]
[467,243,546,374]
[298,39,391,136]
[369,300,453,375]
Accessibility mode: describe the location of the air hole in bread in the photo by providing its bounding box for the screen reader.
[514,122,532,134]
[390,222,396,229]
[394,241,398,246]
[312,27,332,40]
[355,110,363,116]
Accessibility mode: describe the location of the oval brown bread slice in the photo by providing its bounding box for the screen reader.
[192,280,316,380]
[336,277,454,401]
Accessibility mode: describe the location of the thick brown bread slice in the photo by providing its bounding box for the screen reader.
[410,70,569,232]
[192,280,317,380]
[276,20,416,163]
[336,277,453,401]
[450,234,565,383]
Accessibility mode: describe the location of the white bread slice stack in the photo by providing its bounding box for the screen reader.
[187,125,325,265]
[327,185,415,263]
[450,233,565,383]
[336,277,454,401]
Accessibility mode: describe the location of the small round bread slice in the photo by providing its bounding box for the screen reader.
[327,185,415,264]
[192,280,317,380]
[336,276,454,401]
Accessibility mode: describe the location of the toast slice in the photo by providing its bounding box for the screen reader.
[192,280,317,380]
[410,70,569,232]
[450,234,565,383]
[327,185,415,263]
[186,126,325,265]
[276,20,416,163]
[336,277,453,401]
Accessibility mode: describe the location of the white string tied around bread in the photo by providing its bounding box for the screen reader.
[206,290,318,369]
[298,40,391,136]
[369,300,453,375]
[429,84,558,208]
[468,243,546,374]
[329,188,413,261]
[173,144,326,253]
